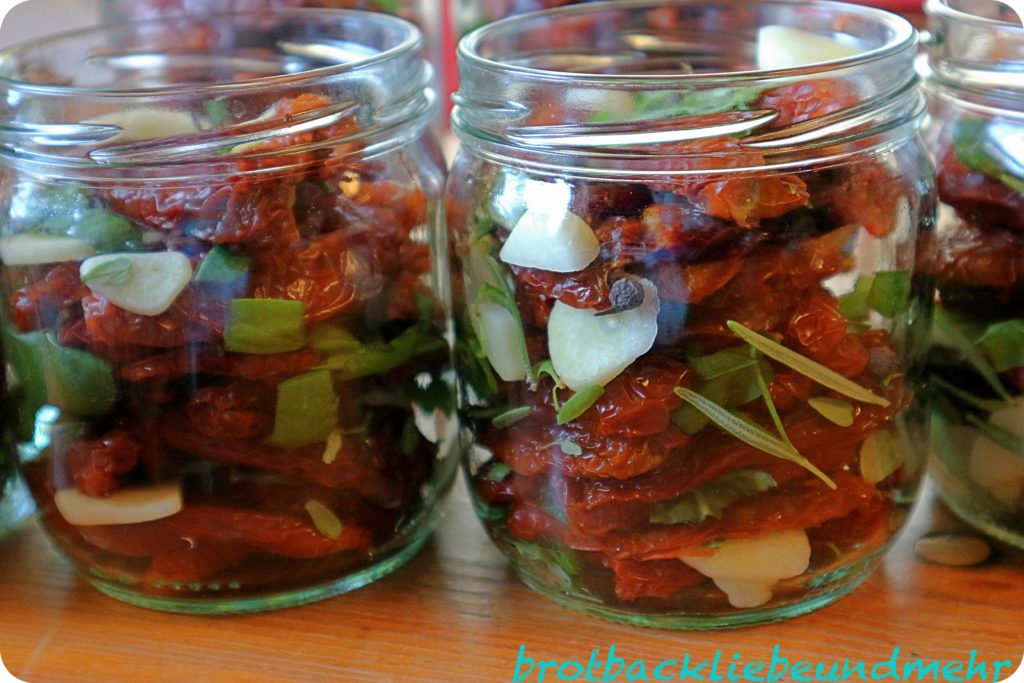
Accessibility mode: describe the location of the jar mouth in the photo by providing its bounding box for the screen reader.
[0,9,421,98]
[453,0,922,174]
[0,10,434,178]
[924,0,1024,108]
[459,0,916,85]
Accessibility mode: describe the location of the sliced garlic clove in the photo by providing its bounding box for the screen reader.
[499,209,600,273]
[81,251,193,317]
[476,299,528,382]
[0,234,95,266]
[548,278,659,390]
[55,482,183,526]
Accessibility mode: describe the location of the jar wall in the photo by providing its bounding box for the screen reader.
[0,11,456,613]
[449,0,932,628]
[923,0,1024,549]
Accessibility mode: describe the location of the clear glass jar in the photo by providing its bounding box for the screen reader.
[454,0,599,36]
[923,0,1024,549]
[1,342,35,537]
[449,0,934,628]
[0,10,455,613]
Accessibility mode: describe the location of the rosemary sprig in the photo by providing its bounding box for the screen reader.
[727,320,890,407]
[674,387,837,489]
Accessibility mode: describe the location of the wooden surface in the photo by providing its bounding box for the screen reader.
[1,478,1022,683]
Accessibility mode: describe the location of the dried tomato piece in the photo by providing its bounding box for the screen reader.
[185,381,273,439]
[9,263,89,332]
[59,429,143,497]
[158,417,403,507]
[937,148,1024,234]
[82,291,224,348]
[937,218,1024,292]
[757,79,858,128]
[489,421,685,481]
[699,173,809,228]
[602,557,707,601]
[147,542,252,584]
[816,161,908,238]
[788,288,869,378]
[638,202,756,261]
[570,181,653,224]
[117,347,322,383]
[242,93,361,169]
[580,355,693,438]
[103,179,299,248]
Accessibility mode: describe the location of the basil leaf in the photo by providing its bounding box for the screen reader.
[325,324,445,378]
[727,320,890,407]
[690,346,759,380]
[868,270,911,318]
[546,439,583,457]
[80,257,132,286]
[649,470,778,525]
[808,397,856,427]
[492,406,532,429]
[953,118,1024,194]
[838,276,873,321]
[557,385,604,425]
[977,319,1024,373]
[485,462,513,483]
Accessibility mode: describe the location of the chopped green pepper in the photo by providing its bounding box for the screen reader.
[266,369,337,449]
[224,299,305,354]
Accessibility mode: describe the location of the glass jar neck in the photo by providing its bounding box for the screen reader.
[924,0,1024,118]
[0,10,434,181]
[452,0,922,177]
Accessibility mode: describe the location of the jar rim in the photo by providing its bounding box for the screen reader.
[0,8,422,99]
[458,0,916,86]
[924,0,1024,31]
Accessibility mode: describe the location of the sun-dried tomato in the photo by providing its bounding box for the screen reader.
[81,291,224,348]
[158,417,403,508]
[59,429,143,497]
[602,557,707,601]
[147,542,252,584]
[817,161,908,238]
[9,263,89,332]
[937,148,1024,234]
[117,347,322,383]
[185,381,273,440]
[581,355,693,438]
[699,173,810,228]
[570,181,653,224]
[937,218,1024,293]
[758,79,858,129]
[489,421,685,481]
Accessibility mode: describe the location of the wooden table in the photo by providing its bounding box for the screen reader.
[1,478,1021,683]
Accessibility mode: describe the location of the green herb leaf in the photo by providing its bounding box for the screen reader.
[492,406,532,429]
[507,538,583,593]
[304,500,343,540]
[966,414,1024,460]
[932,376,1008,414]
[859,430,904,483]
[532,359,564,388]
[868,270,911,318]
[485,462,513,483]
[267,369,337,449]
[977,319,1024,373]
[808,397,856,427]
[81,257,132,286]
[690,346,759,380]
[546,439,583,457]
[953,118,1024,194]
[204,99,231,126]
[674,387,837,488]
[325,324,445,378]
[322,429,342,464]
[225,299,306,355]
[750,348,796,451]
[727,320,891,407]
[933,307,1012,401]
[649,470,777,525]
[838,276,873,321]
[557,385,604,425]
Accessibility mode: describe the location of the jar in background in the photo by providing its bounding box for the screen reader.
[450,0,933,628]
[0,10,455,612]
[923,0,1024,549]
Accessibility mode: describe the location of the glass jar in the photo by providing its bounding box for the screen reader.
[0,10,455,613]
[1,341,35,537]
[449,0,934,628]
[454,0,599,36]
[923,0,1024,549]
